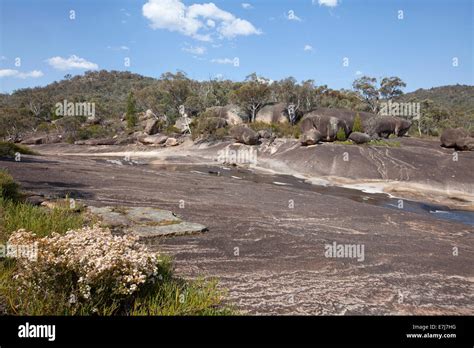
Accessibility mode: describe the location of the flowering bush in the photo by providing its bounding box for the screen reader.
[8,225,159,304]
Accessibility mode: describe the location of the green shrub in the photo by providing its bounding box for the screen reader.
[191,116,228,141]
[0,226,233,315]
[249,121,300,138]
[126,91,137,129]
[0,176,233,316]
[334,140,353,145]
[336,127,347,141]
[248,121,270,132]
[77,124,111,140]
[37,122,55,133]
[0,170,20,202]
[0,197,85,242]
[0,142,37,158]
[163,125,181,135]
[131,277,233,316]
[352,113,363,132]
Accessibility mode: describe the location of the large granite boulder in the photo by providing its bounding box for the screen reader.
[144,118,161,135]
[348,132,371,144]
[303,108,374,133]
[255,103,291,124]
[300,108,412,139]
[440,127,470,148]
[258,129,273,139]
[206,104,245,125]
[455,137,474,151]
[300,129,322,146]
[139,134,168,145]
[299,116,317,134]
[21,136,45,145]
[300,113,349,141]
[174,117,194,133]
[165,137,179,147]
[229,126,260,145]
[367,116,412,138]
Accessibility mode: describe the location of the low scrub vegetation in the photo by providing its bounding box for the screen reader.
[249,121,301,138]
[0,173,233,316]
[0,142,37,158]
[0,170,21,202]
[77,124,113,140]
[0,198,85,242]
[191,115,229,141]
[336,128,347,141]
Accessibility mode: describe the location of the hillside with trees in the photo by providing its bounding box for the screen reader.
[396,85,474,135]
[0,70,472,141]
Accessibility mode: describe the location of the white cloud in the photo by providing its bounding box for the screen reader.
[182,45,206,55]
[0,56,6,60]
[0,69,18,77]
[107,45,130,51]
[206,19,215,27]
[242,3,253,9]
[304,44,313,51]
[142,0,261,41]
[0,69,43,79]
[315,0,339,7]
[220,18,260,38]
[355,70,363,76]
[46,55,98,70]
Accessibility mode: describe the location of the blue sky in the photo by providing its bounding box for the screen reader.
[0,0,472,93]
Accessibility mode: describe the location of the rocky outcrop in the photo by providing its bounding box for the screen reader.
[174,116,194,133]
[229,125,260,145]
[300,129,322,146]
[300,108,412,141]
[440,128,470,148]
[258,129,273,139]
[348,132,371,144]
[367,116,412,138]
[87,206,207,240]
[21,136,46,145]
[144,118,161,135]
[300,113,349,142]
[206,104,245,125]
[164,137,179,147]
[455,137,474,151]
[255,103,291,124]
[139,134,168,145]
[303,108,374,133]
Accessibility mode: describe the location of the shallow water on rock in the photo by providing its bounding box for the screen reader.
[96,158,474,227]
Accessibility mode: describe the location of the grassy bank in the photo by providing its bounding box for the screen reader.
[0,170,233,316]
